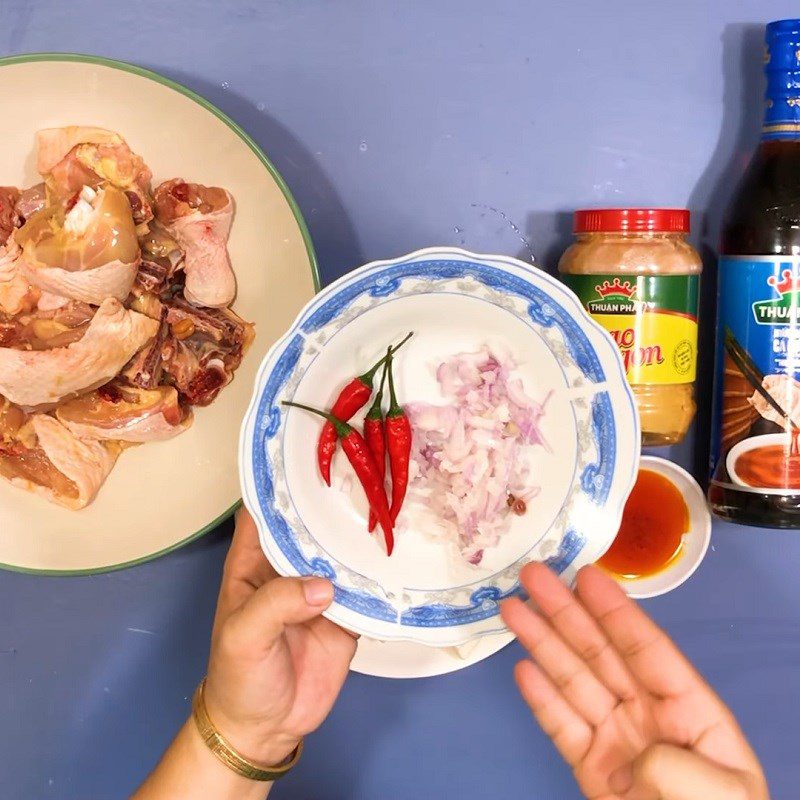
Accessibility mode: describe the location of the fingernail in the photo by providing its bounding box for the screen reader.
[302,576,333,606]
[608,765,633,793]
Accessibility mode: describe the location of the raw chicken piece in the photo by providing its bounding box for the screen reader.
[38,126,153,223]
[57,383,191,442]
[0,405,78,504]
[14,183,46,222]
[154,179,235,308]
[0,313,89,351]
[36,291,69,311]
[16,185,140,305]
[0,276,37,316]
[0,189,34,316]
[37,127,124,174]
[0,237,19,281]
[0,298,158,407]
[33,299,95,327]
[0,187,20,242]
[749,374,800,428]
[0,396,24,441]
[0,299,94,350]
[135,223,184,293]
[166,296,253,348]
[157,298,254,405]
[0,238,39,316]
[0,413,118,509]
[127,289,164,321]
[46,153,99,201]
[122,307,168,388]
[164,341,227,406]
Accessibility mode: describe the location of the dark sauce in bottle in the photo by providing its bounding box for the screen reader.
[709,19,800,526]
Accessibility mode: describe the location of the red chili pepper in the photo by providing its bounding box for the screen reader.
[364,355,389,532]
[285,401,395,556]
[317,332,413,486]
[385,353,412,522]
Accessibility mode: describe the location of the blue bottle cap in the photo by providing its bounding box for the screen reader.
[763,18,800,139]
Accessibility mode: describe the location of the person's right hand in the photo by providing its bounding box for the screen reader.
[203,508,357,768]
[501,563,769,800]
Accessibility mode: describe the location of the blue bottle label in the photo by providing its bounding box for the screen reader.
[710,256,800,493]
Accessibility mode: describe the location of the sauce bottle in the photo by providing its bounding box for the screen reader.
[709,19,800,527]
[559,209,701,446]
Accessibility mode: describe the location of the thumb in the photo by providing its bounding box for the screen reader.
[235,575,335,644]
[609,744,751,800]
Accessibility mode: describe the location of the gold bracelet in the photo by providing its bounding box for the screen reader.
[191,678,303,782]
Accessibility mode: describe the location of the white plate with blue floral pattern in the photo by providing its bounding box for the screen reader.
[239,248,639,646]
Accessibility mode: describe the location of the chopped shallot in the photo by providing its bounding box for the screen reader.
[406,346,550,564]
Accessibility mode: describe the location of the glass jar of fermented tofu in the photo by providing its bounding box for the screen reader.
[559,209,701,446]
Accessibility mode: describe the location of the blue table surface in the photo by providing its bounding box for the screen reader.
[3,1,800,797]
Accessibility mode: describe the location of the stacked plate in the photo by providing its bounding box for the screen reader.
[240,248,640,677]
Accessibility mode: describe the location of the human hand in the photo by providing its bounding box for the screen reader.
[204,508,357,767]
[501,563,769,800]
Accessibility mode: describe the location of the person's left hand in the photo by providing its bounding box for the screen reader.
[500,563,768,800]
[203,508,357,767]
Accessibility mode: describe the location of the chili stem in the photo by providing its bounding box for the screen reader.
[365,352,390,419]
[386,350,402,416]
[282,401,351,437]
[359,332,414,384]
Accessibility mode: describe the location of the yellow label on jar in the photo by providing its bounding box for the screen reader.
[561,273,699,385]
[590,311,697,383]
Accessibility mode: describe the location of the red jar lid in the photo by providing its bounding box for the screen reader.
[574,208,690,233]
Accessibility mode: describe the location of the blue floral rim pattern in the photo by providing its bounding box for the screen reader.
[250,258,620,628]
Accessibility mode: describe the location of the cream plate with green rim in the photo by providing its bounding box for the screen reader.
[0,54,317,574]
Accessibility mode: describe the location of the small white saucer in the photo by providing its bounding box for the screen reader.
[615,456,711,600]
[351,631,515,679]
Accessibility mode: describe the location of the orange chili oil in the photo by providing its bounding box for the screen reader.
[598,469,688,579]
